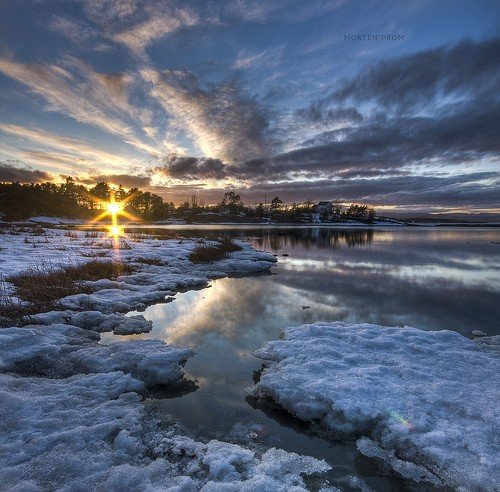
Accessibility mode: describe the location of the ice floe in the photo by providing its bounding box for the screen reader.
[0,324,194,386]
[252,321,500,490]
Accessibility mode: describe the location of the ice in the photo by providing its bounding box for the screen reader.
[0,324,194,386]
[36,310,153,334]
[0,371,144,490]
[153,433,331,491]
[0,372,330,491]
[472,329,487,337]
[252,322,500,490]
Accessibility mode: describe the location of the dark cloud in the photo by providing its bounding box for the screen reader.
[239,172,500,208]
[149,171,499,210]
[79,173,151,188]
[230,99,500,181]
[0,161,53,183]
[155,154,227,180]
[296,105,363,125]
[332,37,500,112]
[228,37,494,185]
[230,39,500,182]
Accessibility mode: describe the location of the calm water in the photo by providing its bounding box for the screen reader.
[105,227,500,491]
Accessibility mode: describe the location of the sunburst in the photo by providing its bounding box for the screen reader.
[87,190,140,247]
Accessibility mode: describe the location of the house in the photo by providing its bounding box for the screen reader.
[315,201,333,214]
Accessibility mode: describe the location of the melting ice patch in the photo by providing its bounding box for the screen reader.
[252,322,500,490]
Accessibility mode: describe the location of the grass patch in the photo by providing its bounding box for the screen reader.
[189,238,242,263]
[4,260,133,313]
[0,278,40,327]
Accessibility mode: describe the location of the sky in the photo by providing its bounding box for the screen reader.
[0,0,499,213]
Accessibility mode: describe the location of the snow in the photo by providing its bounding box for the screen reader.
[0,228,276,313]
[0,371,330,491]
[252,322,500,490]
[472,329,487,337]
[0,227,331,490]
[36,310,154,334]
[0,324,194,386]
[28,215,85,225]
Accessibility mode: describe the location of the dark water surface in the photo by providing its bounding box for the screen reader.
[106,227,500,491]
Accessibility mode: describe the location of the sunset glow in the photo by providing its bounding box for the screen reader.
[0,1,497,215]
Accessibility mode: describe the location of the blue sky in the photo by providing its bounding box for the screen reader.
[0,0,499,212]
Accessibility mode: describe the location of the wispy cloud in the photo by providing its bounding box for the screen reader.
[0,124,135,172]
[79,0,203,56]
[50,15,112,52]
[0,57,159,155]
[113,7,199,55]
[143,69,275,162]
[233,45,285,69]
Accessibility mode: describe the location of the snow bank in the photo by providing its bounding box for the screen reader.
[252,322,500,490]
[0,371,330,491]
[0,324,194,386]
[28,216,86,225]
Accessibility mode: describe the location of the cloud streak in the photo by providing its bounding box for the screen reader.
[0,124,137,172]
[0,57,158,155]
[113,6,199,55]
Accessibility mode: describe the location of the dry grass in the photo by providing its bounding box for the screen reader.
[0,278,40,327]
[3,260,134,317]
[189,238,242,263]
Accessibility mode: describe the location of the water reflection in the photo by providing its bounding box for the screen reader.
[110,227,500,491]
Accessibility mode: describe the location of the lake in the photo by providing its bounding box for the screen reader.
[105,226,500,491]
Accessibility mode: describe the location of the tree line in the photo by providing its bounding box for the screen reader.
[0,179,375,223]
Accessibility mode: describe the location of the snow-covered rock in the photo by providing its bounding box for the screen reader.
[252,322,500,490]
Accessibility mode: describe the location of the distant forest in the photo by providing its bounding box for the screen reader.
[0,178,376,223]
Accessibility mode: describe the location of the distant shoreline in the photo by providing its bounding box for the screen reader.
[2,216,500,228]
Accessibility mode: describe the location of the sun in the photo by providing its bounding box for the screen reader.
[86,189,140,248]
[106,202,122,215]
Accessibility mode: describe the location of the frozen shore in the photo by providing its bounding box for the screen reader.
[251,322,500,490]
[0,227,334,490]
